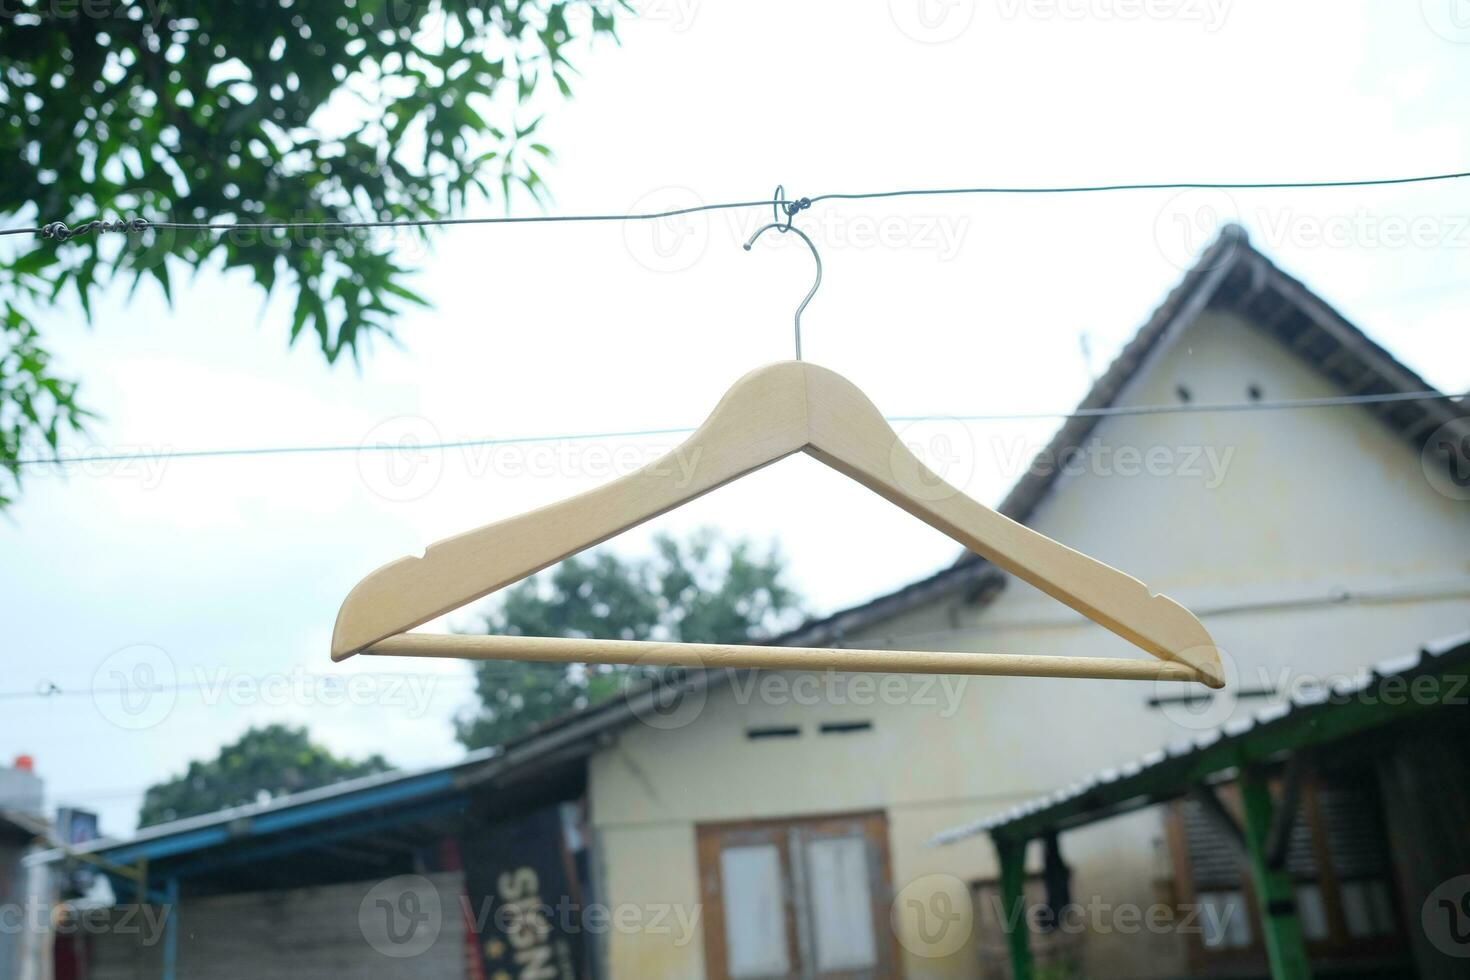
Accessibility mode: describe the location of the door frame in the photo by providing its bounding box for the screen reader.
[696,809,902,980]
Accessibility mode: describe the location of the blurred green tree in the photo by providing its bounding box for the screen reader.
[138,723,392,827]
[456,530,805,748]
[0,0,623,505]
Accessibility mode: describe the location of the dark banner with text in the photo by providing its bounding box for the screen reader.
[460,804,586,980]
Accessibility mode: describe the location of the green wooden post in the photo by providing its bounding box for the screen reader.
[995,836,1034,980]
[1238,766,1312,980]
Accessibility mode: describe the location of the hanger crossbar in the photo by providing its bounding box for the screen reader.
[363,634,1216,685]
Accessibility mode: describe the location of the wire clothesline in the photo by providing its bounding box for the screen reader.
[12,387,1464,469]
[6,170,1470,240]
[0,670,487,702]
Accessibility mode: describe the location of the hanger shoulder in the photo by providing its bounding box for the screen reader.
[331,362,811,659]
[799,363,1222,685]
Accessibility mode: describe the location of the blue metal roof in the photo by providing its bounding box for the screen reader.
[34,746,500,868]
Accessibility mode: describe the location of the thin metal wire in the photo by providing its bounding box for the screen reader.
[0,672,479,701]
[744,221,822,360]
[6,170,1470,239]
[894,387,1470,422]
[11,388,1464,468]
[0,198,782,239]
[802,170,1470,204]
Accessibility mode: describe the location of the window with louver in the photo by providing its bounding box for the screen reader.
[1172,767,1404,962]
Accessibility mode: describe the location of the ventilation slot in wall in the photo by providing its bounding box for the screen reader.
[818,721,873,735]
[745,726,801,740]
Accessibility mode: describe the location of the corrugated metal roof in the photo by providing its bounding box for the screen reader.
[930,631,1470,846]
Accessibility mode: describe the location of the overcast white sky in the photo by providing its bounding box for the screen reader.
[4,1,1469,835]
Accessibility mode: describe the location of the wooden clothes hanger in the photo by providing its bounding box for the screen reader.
[333,223,1223,689]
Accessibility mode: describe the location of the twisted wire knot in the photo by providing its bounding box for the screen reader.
[780,196,812,223]
[770,185,812,231]
[40,217,150,242]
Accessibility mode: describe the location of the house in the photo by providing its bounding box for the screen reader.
[39,227,1470,979]
[567,226,1469,979]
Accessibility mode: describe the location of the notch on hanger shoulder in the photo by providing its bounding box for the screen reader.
[333,361,1223,689]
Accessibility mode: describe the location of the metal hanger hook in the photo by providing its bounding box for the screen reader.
[743,222,822,361]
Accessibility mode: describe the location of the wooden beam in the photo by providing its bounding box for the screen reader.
[1265,754,1309,870]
